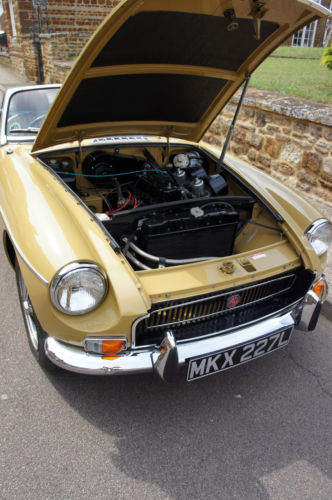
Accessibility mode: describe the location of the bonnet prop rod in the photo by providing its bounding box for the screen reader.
[216,75,284,223]
[217,75,251,172]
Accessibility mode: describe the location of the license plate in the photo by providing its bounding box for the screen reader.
[187,328,293,381]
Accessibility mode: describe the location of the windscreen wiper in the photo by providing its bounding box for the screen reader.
[8,127,39,134]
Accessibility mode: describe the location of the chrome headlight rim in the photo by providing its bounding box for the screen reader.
[50,261,108,316]
[306,219,332,257]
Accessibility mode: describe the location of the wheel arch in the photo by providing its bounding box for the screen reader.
[3,230,16,269]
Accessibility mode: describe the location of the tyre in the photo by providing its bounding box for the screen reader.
[15,260,57,371]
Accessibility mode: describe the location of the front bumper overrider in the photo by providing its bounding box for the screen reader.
[45,285,323,381]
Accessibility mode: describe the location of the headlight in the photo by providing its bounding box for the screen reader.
[50,262,107,315]
[306,219,332,257]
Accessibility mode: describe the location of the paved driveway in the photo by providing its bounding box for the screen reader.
[0,218,331,500]
[0,66,332,500]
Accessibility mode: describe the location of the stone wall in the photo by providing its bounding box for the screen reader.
[40,33,76,83]
[4,0,120,37]
[3,0,120,83]
[204,89,332,202]
[3,0,331,84]
[46,0,120,37]
[41,31,90,60]
[0,53,11,67]
[2,3,331,203]
[9,34,41,82]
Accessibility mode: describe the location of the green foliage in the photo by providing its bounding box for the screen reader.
[250,46,332,103]
[321,44,332,71]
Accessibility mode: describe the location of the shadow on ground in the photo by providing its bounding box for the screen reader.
[45,322,332,500]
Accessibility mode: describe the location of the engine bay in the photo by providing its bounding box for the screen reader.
[41,143,283,270]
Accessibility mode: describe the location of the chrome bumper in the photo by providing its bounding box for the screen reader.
[45,310,297,378]
[296,290,322,331]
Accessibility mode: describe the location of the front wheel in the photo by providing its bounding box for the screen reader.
[15,260,57,371]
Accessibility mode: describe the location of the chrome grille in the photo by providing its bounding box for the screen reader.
[146,275,295,330]
[133,267,314,347]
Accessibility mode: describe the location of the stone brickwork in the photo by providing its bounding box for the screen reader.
[9,34,41,82]
[4,0,120,37]
[2,2,331,204]
[315,0,331,46]
[0,53,11,67]
[3,0,120,83]
[41,32,90,60]
[46,0,120,36]
[40,0,122,74]
[3,0,331,83]
[40,33,75,83]
[204,89,332,202]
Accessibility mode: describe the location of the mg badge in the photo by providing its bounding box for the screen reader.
[227,294,241,309]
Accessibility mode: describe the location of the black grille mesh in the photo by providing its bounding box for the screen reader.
[134,267,313,347]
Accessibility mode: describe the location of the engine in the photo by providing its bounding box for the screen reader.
[82,150,228,205]
[54,149,255,269]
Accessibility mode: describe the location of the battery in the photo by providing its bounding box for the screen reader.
[137,201,239,259]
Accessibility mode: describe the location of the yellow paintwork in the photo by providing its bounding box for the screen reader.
[32,0,330,151]
[1,137,327,345]
[1,1,330,346]
[138,240,302,300]
[0,144,149,343]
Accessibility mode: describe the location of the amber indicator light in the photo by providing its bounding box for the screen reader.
[313,279,325,296]
[101,340,126,357]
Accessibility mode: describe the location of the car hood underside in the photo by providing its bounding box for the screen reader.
[32,0,330,152]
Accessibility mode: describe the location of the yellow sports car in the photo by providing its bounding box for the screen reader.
[1,0,331,381]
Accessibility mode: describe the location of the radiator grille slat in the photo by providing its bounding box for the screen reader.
[148,276,293,330]
[134,268,313,347]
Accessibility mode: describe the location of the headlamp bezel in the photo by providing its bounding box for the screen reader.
[50,261,108,315]
[306,219,332,257]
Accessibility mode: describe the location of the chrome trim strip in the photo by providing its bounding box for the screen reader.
[147,289,293,330]
[92,135,152,144]
[148,274,295,317]
[0,208,48,285]
[45,310,295,376]
[132,274,296,345]
[171,312,295,365]
[145,281,294,330]
[131,313,150,347]
[132,299,302,349]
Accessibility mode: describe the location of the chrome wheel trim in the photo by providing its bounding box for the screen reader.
[18,270,39,351]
